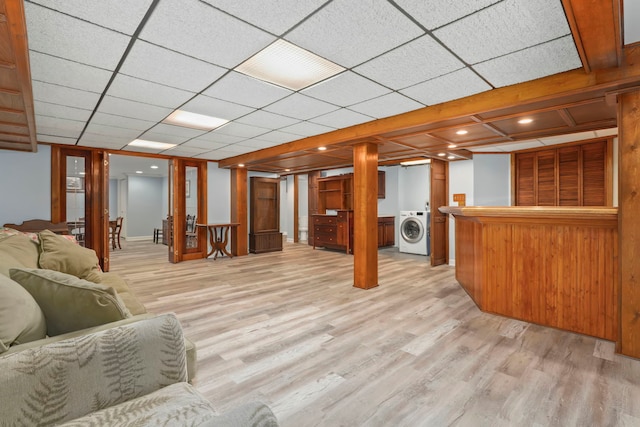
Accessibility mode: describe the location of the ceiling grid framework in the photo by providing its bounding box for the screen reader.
[1,0,637,173]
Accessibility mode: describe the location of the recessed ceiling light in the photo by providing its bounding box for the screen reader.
[447,155,455,160]
[518,118,533,124]
[284,168,291,172]
[400,159,432,166]
[438,153,446,157]
[150,165,159,169]
[128,139,176,150]
[238,163,245,167]
[448,144,457,148]
[235,39,345,91]
[318,146,327,151]
[135,170,143,174]
[456,130,468,135]
[163,110,228,131]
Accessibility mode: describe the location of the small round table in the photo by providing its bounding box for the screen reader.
[197,223,240,260]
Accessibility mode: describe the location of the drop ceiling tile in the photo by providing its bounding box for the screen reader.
[348,93,424,119]
[302,71,390,107]
[309,108,373,128]
[235,111,300,129]
[189,133,246,145]
[237,139,281,149]
[90,113,155,132]
[107,74,195,109]
[202,72,292,108]
[195,150,240,161]
[84,123,141,139]
[28,0,154,35]
[35,115,85,133]
[285,0,423,68]
[79,133,130,148]
[34,101,92,122]
[37,135,77,145]
[249,131,300,144]
[279,121,335,137]
[212,122,269,139]
[146,123,208,139]
[30,52,111,93]
[216,144,255,154]
[121,145,166,155]
[264,94,339,120]
[139,0,275,68]
[164,146,211,157]
[400,68,492,106]
[474,36,582,88]
[137,131,191,145]
[181,95,255,121]
[97,96,173,122]
[539,131,598,145]
[202,0,326,35]
[354,35,464,90]
[182,138,230,150]
[25,3,130,70]
[394,0,501,30]
[119,41,227,92]
[434,0,571,64]
[32,81,101,110]
[36,125,82,139]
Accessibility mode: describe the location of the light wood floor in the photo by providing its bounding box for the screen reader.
[110,240,640,427]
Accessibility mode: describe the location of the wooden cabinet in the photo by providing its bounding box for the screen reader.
[514,139,611,206]
[249,177,282,253]
[316,171,386,214]
[377,216,395,247]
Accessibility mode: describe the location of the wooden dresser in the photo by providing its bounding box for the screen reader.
[312,211,394,253]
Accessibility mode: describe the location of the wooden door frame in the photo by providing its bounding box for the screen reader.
[430,158,449,266]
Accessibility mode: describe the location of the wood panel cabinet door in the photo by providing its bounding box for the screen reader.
[430,159,448,266]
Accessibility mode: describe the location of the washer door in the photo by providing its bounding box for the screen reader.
[401,217,424,243]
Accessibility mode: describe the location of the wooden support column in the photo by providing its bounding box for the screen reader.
[353,142,378,289]
[293,174,299,243]
[231,167,248,256]
[619,90,640,357]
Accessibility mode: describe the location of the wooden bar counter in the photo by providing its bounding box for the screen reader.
[439,206,619,342]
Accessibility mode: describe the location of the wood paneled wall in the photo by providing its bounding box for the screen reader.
[442,207,619,341]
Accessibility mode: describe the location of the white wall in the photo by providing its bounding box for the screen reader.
[0,145,51,225]
[126,175,164,239]
[473,154,511,206]
[398,164,430,211]
[207,163,230,222]
[448,160,474,265]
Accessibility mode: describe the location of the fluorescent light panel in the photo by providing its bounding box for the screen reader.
[235,40,345,91]
[400,158,432,166]
[164,110,229,130]
[128,139,176,150]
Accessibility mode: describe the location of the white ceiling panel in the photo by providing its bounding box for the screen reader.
[34,101,92,122]
[195,150,243,161]
[215,144,255,154]
[97,96,173,122]
[264,94,339,120]
[137,131,191,145]
[348,93,424,119]
[181,139,230,150]
[30,52,112,93]
[235,110,300,129]
[119,41,227,93]
[90,113,155,132]
[285,0,424,68]
[212,122,270,139]
[35,115,85,132]
[475,36,581,88]
[400,68,492,106]
[35,125,82,139]
[202,72,292,108]
[354,35,464,90]
[624,0,640,45]
[394,0,501,30]
[310,108,373,129]
[145,124,208,139]
[84,123,141,139]
[248,131,301,144]
[434,0,572,64]
[302,71,390,107]
[202,0,328,35]
[236,139,281,149]
[32,81,100,111]
[279,121,336,137]
[36,135,77,145]
[164,146,211,156]
[181,95,255,121]
[121,145,166,155]
[28,0,154,36]
[25,3,130,70]
[107,74,195,109]
[139,0,275,68]
[188,132,245,145]
[78,135,129,149]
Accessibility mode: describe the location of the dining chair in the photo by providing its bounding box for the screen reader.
[110,216,123,250]
[186,215,197,248]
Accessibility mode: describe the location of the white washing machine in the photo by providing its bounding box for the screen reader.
[399,211,429,255]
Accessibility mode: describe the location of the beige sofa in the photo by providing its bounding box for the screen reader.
[0,227,198,379]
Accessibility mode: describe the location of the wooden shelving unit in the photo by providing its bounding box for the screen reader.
[249,177,282,254]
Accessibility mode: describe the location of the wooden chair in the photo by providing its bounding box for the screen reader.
[110,217,123,250]
[186,215,197,248]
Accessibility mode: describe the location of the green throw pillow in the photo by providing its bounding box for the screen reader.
[0,274,46,352]
[38,229,103,283]
[0,233,39,277]
[9,268,131,337]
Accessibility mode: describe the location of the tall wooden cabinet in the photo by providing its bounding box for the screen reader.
[249,177,282,253]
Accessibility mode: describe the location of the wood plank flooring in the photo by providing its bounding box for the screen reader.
[110,241,640,426]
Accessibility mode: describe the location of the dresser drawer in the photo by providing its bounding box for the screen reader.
[314,216,336,225]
